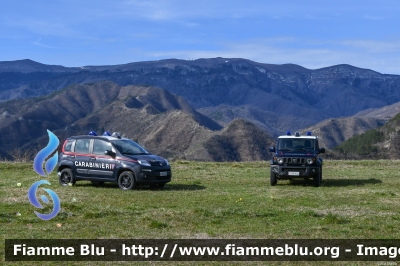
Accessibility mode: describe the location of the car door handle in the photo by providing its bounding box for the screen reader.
[90,157,96,161]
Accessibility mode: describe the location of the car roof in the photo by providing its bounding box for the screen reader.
[67,135,130,141]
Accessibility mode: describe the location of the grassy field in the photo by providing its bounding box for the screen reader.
[1,160,400,265]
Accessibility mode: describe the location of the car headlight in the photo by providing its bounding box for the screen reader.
[307,158,314,165]
[277,158,284,164]
[165,159,169,165]
[138,160,151,166]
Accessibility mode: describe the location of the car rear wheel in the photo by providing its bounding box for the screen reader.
[118,171,136,190]
[270,169,277,186]
[59,168,76,186]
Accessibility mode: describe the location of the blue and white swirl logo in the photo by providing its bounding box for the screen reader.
[28,130,60,220]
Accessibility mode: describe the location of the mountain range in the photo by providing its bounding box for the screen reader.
[0,81,274,161]
[1,58,400,160]
[332,111,400,159]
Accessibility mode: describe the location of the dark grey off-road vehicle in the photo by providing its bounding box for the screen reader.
[269,132,325,187]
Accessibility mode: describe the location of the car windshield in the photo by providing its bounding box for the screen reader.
[278,138,316,151]
[111,139,150,155]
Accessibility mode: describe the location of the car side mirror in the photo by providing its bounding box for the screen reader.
[105,150,116,156]
[269,147,276,152]
[319,148,325,154]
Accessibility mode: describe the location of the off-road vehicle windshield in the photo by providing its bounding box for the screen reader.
[278,138,316,152]
[111,139,150,155]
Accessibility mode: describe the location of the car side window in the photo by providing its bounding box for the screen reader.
[93,139,112,156]
[64,140,74,152]
[74,139,90,154]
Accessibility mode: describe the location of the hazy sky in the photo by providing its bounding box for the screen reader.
[1,0,400,74]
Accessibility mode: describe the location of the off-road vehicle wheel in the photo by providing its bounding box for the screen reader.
[270,169,277,186]
[314,168,322,187]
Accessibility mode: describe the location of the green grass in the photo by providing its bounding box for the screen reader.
[1,160,400,265]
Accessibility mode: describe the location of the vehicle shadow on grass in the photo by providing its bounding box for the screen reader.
[77,182,206,191]
[286,178,382,187]
[322,178,382,187]
[157,184,206,191]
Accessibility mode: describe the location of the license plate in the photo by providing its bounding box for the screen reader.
[288,171,300,176]
[160,172,167,176]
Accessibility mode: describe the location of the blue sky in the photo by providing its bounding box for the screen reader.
[1,0,400,74]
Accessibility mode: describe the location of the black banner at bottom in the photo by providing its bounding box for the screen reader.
[5,239,400,261]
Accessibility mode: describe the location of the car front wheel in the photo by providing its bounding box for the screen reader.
[59,168,76,186]
[118,171,136,190]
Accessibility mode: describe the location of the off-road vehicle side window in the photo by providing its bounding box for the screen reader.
[74,139,90,154]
